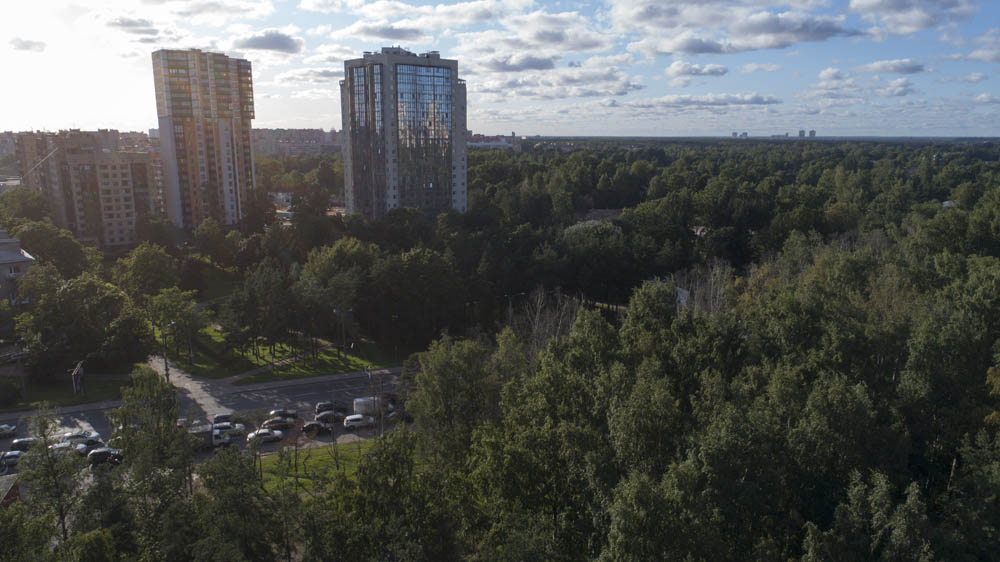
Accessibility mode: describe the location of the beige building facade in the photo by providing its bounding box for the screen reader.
[152,49,256,229]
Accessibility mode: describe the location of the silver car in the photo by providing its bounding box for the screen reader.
[246,429,283,444]
[0,424,15,439]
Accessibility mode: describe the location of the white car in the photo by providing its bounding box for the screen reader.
[246,429,283,444]
[49,441,87,456]
[343,414,374,430]
[212,422,246,436]
[61,431,104,452]
[0,424,16,439]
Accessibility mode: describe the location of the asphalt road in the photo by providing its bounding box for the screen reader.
[0,369,401,471]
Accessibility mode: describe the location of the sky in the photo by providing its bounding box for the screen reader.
[2,0,999,137]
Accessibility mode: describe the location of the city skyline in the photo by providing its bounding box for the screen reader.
[3,1,1000,137]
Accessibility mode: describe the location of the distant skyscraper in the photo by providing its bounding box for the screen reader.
[799,130,806,138]
[809,130,816,137]
[16,130,156,247]
[152,49,256,229]
[340,47,467,221]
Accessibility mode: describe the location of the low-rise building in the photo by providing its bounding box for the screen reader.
[0,230,35,304]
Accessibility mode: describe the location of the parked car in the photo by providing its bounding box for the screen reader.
[62,431,104,452]
[314,402,334,415]
[315,410,345,424]
[268,409,299,420]
[302,421,328,435]
[212,422,246,436]
[1,450,24,468]
[50,441,87,456]
[246,429,283,444]
[0,424,16,438]
[87,448,123,466]
[9,437,38,452]
[212,413,233,425]
[343,414,374,431]
[261,417,294,431]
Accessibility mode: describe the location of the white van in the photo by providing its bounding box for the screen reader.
[343,414,374,430]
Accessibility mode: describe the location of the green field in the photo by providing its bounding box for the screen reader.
[259,439,373,492]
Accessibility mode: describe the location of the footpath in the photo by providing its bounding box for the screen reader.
[0,356,401,425]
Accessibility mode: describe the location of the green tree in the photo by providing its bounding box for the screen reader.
[409,336,498,470]
[112,242,180,303]
[149,287,209,366]
[105,365,198,562]
[0,503,54,562]
[18,404,84,542]
[12,220,88,278]
[0,186,50,227]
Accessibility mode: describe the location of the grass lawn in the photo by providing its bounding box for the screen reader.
[259,439,374,492]
[161,325,257,379]
[234,339,401,386]
[0,376,130,414]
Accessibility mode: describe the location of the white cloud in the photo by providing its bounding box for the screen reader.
[482,54,559,72]
[274,67,344,83]
[964,28,1000,63]
[303,43,357,64]
[741,62,782,72]
[290,88,339,99]
[975,93,1000,104]
[729,11,857,51]
[666,60,728,76]
[819,67,845,81]
[9,37,46,52]
[332,20,427,41]
[858,58,925,73]
[625,92,782,109]
[848,0,978,36]
[877,77,916,96]
[958,72,988,83]
[360,0,530,30]
[298,0,364,12]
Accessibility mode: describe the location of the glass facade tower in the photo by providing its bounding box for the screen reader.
[341,47,467,221]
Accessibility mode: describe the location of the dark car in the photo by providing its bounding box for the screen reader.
[268,409,299,420]
[1,450,24,468]
[302,421,327,435]
[315,402,334,415]
[212,413,233,425]
[315,410,345,424]
[9,437,38,452]
[261,417,294,430]
[87,448,123,466]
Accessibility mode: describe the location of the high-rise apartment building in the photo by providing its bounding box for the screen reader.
[152,49,256,229]
[0,132,16,158]
[16,130,157,247]
[340,47,467,221]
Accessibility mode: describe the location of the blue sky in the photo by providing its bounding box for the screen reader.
[3,0,999,136]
